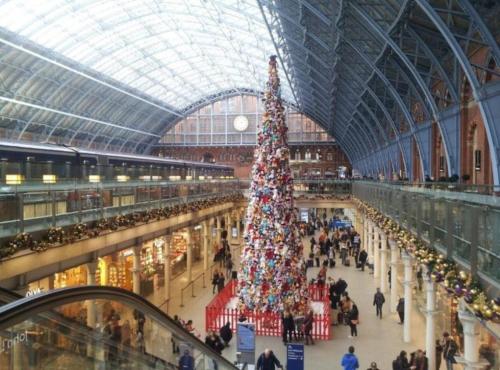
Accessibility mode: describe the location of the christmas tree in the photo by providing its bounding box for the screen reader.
[238,56,307,313]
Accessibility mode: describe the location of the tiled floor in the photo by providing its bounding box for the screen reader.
[147,234,427,369]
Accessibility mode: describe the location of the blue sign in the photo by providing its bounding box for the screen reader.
[287,343,304,370]
[237,323,255,352]
[334,220,352,229]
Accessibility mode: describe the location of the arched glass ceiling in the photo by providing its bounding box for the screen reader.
[0,0,294,108]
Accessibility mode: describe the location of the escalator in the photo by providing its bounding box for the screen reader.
[0,286,238,370]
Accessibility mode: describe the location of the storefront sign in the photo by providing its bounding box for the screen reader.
[25,287,44,297]
[287,343,304,370]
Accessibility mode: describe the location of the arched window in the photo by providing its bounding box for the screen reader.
[294,149,301,160]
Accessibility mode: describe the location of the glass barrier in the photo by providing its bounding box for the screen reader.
[353,181,500,284]
[0,286,237,370]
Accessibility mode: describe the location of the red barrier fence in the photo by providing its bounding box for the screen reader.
[205,281,331,340]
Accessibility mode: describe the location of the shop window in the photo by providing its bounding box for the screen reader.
[439,156,445,172]
[327,152,333,161]
[475,150,481,171]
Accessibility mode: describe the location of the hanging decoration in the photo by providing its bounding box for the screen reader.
[238,56,307,313]
[0,193,244,260]
[354,198,499,322]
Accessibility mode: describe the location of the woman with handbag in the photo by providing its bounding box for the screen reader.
[348,303,359,338]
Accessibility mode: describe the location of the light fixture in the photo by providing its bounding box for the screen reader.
[6,174,22,185]
[89,175,101,183]
[199,176,205,180]
[186,176,193,181]
[116,175,129,182]
[233,115,249,132]
[169,175,181,181]
[43,174,56,184]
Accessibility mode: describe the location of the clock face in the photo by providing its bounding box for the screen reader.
[233,115,249,132]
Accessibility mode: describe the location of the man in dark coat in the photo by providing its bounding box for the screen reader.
[358,249,368,271]
[256,349,283,370]
[219,322,232,346]
[373,288,386,319]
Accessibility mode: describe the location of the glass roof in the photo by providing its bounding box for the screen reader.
[0,0,294,109]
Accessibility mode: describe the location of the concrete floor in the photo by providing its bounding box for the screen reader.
[147,230,428,369]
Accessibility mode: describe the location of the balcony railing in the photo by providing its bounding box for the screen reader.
[352,181,500,288]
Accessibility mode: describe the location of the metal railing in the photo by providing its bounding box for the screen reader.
[180,271,207,307]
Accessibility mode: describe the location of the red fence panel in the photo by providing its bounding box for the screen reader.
[205,282,331,340]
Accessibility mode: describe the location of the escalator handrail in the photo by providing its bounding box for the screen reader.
[0,285,238,369]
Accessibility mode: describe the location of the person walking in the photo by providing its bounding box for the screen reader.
[314,243,321,267]
[341,346,359,370]
[303,309,314,345]
[442,332,458,370]
[396,297,405,324]
[281,309,295,345]
[225,256,233,279]
[358,249,368,271]
[436,339,444,370]
[373,288,386,319]
[367,362,380,370]
[348,303,359,338]
[217,273,225,293]
[212,270,219,294]
[393,350,413,370]
[179,349,195,370]
[411,349,429,370]
[219,322,232,347]
[256,349,283,370]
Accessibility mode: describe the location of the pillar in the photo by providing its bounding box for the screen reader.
[86,261,98,356]
[226,212,232,240]
[373,227,381,279]
[236,212,242,243]
[380,232,388,293]
[164,236,171,301]
[186,228,193,283]
[203,221,210,272]
[403,252,413,343]
[132,245,141,295]
[216,216,221,246]
[424,269,436,370]
[363,218,369,252]
[367,221,374,269]
[389,238,399,313]
[456,303,488,370]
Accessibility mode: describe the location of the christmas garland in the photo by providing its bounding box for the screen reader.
[354,198,499,323]
[0,193,244,260]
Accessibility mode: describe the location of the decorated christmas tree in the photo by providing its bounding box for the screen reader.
[238,56,307,313]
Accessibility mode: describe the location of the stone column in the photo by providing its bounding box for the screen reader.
[164,236,171,301]
[226,212,232,241]
[236,212,242,243]
[389,238,399,313]
[216,216,222,246]
[186,228,193,283]
[203,221,210,272]
[456,303,488,370]
[367,221,374,269]
[424,268,437,370]
[86,261,98,357]
[403,252,413,343]
[380,231,388,293]
[132,245,142,295]
[373,227,381,279]
[363,218,368,252]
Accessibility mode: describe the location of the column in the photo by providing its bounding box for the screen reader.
[132,245,141,295]
[164,236,171,301]
[373,227,381,279]
[203,221,210,272]
[456,302,488,370]
[379,231,388,293]
[86,261,98,357]
[403,252,413,343]
[216,216,222,246]
[226,212,232,241]
[186,228,193,283]
[424,269,437,370]
[363,218,369,252]
[367,221,374,270]
[389,238,399,313]
[236,211,242,243]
